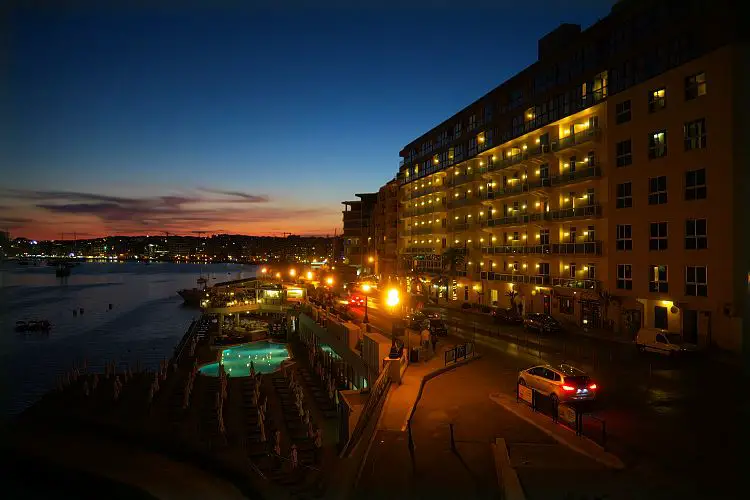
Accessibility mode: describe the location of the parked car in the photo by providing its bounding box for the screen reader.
[348,295,365,307]
[635,328,700,356]
[492,308,523,325]
[428,318,448,336]
[404,312,429,330]
[523,313,562,333]
[518,363,598,404]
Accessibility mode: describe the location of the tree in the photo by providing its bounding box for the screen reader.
[598,289,614,327]
[436,247,465,302]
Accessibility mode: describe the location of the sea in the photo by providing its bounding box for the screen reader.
[0,261,257,418]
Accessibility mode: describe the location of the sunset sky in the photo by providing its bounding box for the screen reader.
[2,1,613,240]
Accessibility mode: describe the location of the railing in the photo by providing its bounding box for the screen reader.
[410,184,444,199]
[551,241,602,255]
[446,171,484,187]
[408,226,442,236]
[404,247,436,254]
[444,342,476,365]
[481,183,527,199]
[340,368,391,458]
[480,272,550,285]
[548,204,602,221]
[551,277,600,290]
[550,166,602,186]
[447,196,482,209]
[484,214,529,227]
[552,126,601,152]
[482,244,551,255]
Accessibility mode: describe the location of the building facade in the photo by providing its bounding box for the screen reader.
[342,193,378,273]
[396,0,745,351]
[373,179,399,279]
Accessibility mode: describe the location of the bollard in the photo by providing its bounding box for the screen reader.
[449,423,456,452]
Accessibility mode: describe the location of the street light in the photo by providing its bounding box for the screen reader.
[368,256,374,263]
[362,283,371,323]
[289,268,296,277]
[275,272,281,279]
[326,277,334,286]
[306,271,313,280]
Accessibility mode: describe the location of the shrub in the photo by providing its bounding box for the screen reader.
[461,302,471,309]
[481,306,492,314]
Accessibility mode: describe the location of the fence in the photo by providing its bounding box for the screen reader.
[516,382,607,449]
[444,342,476,366]
[339,368,391,458]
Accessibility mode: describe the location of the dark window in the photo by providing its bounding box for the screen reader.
[685,169,706,200]
[616,264,633,290]
[685,72,706,100]
[559,297,574,314]
[538,262,550,275]
[615,100,631,124]
[539,229,550,245]
[654,306,668,329]
[649,265,668,293]
[616,139,632,167]
[616,224,632,251]
[616,182,632,208]
[648,176,667,205]
[649,222,668,251]
[685,219,707,249]
[684,118,707,150]
[648,87,666,112]
[685,266,707,297]
[648,130,667,158]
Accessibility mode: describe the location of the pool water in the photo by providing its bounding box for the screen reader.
[198,342,290,377]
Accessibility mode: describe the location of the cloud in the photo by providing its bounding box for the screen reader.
[198,187,269,203]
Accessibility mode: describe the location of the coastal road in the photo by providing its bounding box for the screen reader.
[346,297,746,498]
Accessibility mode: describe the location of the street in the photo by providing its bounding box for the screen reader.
[349,296,746,499]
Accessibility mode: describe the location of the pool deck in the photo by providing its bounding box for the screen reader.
[5,314,343,499]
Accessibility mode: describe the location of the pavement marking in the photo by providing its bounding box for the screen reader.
[492,438,527,500]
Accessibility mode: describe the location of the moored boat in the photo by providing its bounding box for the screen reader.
[16,320,53,333]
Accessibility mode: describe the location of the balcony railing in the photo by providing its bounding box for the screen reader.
[406,226,443,236]
[483,244,550,255]
[404,247,436,254]
[484,214,530,227]
[481,183,527,200]
[552,126,601,153]
[410,184,445,199]
[446,171,484,187]
[551,277,600,290]
[551,241,602,255]
[550,166,601,186]
[447,196,482,209]
[548,204,602,221]
[480,272,551,285]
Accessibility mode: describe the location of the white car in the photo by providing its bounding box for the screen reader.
[635,328,701,356]
[518,363,598,404]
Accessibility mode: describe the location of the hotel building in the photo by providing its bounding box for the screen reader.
[396,0,745,351]
[342,193,378,272]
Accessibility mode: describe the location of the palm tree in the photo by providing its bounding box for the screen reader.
[437,247,465,302]
[598,289,614,328]
[505,289,518,308]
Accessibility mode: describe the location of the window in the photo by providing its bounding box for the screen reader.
[685,219,707,249]
[684,118,706,150]
[616,182,633,208]
[559,297,574,314]
[615,99,631,124]
[648,176,668,205]
[685,266,707,297]
[648,130,667,158]
[586,264,596,280]
[616,264,633,290]
[648,87,666,112]
[685,72,706,100]
[654,306,668,329]
[538,262,550,275]
[616,140,632,167]
[569,263,576,278]
[453,122,462,139]
[685,169,706,200]
[616,224,632,251]
[539,229,549,245]
[649,265,668,293]
[649,222,668,250]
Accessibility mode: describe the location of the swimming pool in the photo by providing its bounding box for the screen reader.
[198,341,290,377]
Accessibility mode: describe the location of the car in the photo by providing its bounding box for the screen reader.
[635,328,701,356]
[523,313,562,333]
[518,363,597,404]
[428,318,448,336]
[403,312,428,330]
[348,295,365,307]
[492,308,523,325]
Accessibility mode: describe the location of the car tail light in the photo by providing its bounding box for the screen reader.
[562,385,576,391]
[588,383,597,390]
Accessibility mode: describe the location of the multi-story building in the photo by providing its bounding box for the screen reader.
[396,0,744,351]
[342,193,378,272]
[373,179,399,279]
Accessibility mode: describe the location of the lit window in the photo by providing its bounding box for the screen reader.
[648,88,666,113]
[685,72,706,100]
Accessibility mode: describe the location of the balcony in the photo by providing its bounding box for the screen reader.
[447,196,482,209]
[482,244,550,255]
[480,272,551,285]
[410,184,445,199]
[447,171,484,187]
[451,270,481,280]
[408,225,443,236]
[404,247,436,255]
[481,183,527,200]
[448,221,481,233]
[551,277,600,290]
[550,166,602,186]
[551,241,602,255]
[484,214,530,227]
[552,125,601,153]
[548,204,602,221]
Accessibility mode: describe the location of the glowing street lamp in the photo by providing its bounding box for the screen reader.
[326,277,334,286]
[261,267,268,274]
[289,268,296,277]
[275,272,281,279]
[386,288,400,308]
[361,283,372,324]
[368,256,375,263]
[306,271,313,280]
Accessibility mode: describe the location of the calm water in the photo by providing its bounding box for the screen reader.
[0,261,257,418]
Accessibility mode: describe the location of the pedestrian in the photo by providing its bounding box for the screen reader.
[313,427,323,464]
[290,444,298,470]
[431,334,438,355]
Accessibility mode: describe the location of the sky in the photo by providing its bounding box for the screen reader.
[1,1,615,240]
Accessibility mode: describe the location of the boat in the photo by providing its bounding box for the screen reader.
[16,320,52,333]
[178,270,210,307]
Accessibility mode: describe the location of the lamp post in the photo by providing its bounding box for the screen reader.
[362,283,371,324]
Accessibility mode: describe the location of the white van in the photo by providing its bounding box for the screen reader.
[635,328,700,356]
